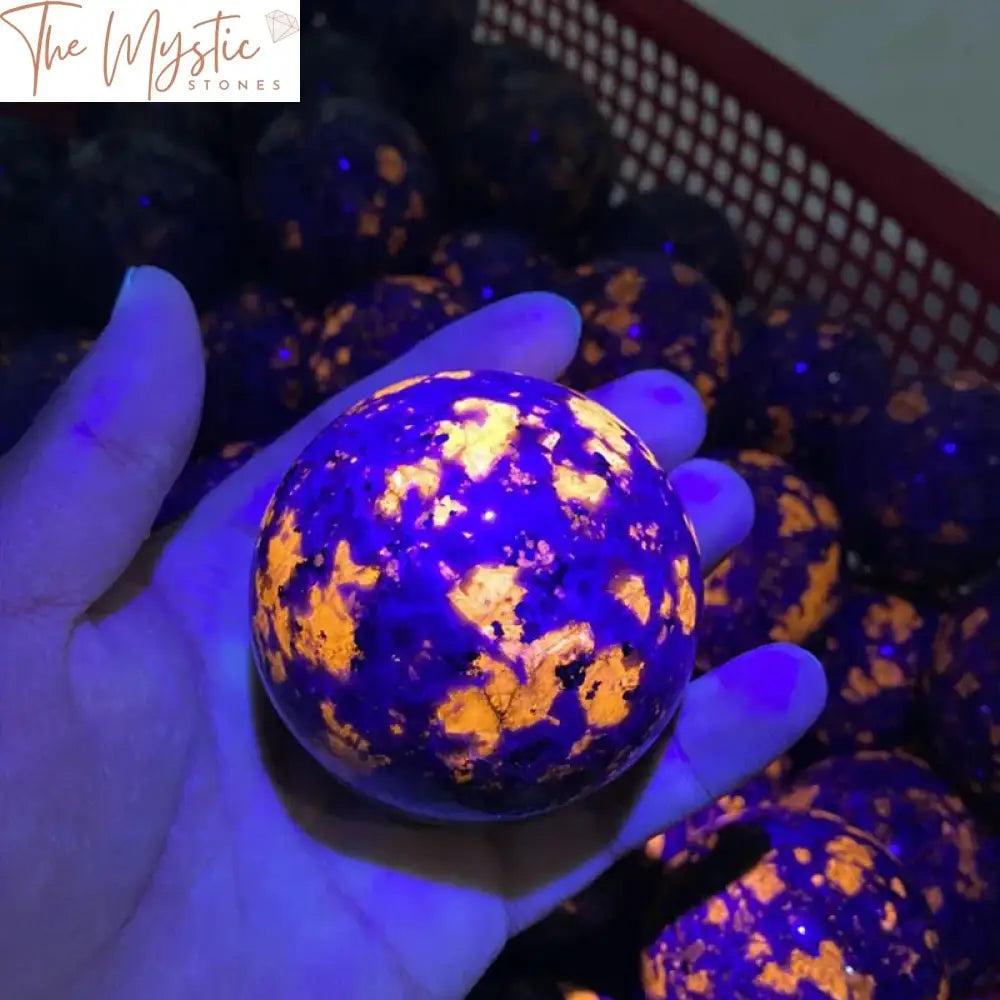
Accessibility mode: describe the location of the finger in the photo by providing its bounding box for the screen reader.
[588,369,706,472]
[192,291,581,532]
[0,267,203,614]
[612,642,826,852]
[669,458,755,573]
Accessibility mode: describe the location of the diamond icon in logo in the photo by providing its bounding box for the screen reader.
[266,9,299,42]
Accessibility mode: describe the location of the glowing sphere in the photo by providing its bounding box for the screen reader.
[250,370,701,821]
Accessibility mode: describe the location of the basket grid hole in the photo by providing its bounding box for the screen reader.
[763,236,784,265]
[818,243,839,271]
[855,198,878,231]
[936,345,959,371]
[564,18,581,42]
[986,304,1000,333]
[806,274,828,300]
[931,259,955,290]
[610,114,630,140]
[583,31,599,55]
[887,302,908,331]
[637,170,657,192]
[660,82,677,110]
[958,283,981,312]
[681,66,699,92]
[976,338,999,366]
[713,159,733,185]
[828,292,850,317]
[620,25,637,49]
[742,110,763,139]
[832,180,854,211]
[580,59,597,84]
[701,79,720,107]
[704,185,725,208]
[774,205,795,235]
[602,41,622,68]
[948,314,973,344]
[733,173,753,203]
[719,126,739,155]
[897,355,920,376]
[763,128,783,157]
[628,129,649,154]
[781,176,802,204]
[761,159,781,188]
[872,249,896,284]
[693,142,713,170]
[564,48,580,70]
[739,143,760,172]
[910,325,933,353]
[616,81,636,106]
[795,223,817,252]
[850,230,872,260]
[786,144,807,173]
[721,95,741,123]
[544,36,563,59]
[640,68,658,94]
[809,162,830,192]
[924,293,945,321]
[700,113,718,138]
[654,112,673,139]
[786,255,807,282]
[676,128,694,154]
[661,51,677,77]
[600,10,618,37]
[751,187,773,220]
[639,38,657,63]
[745,218,765,247]
[511,10,526,33]
[546,5,563,29]
[724,202,745,231]
[679,95,699,123]
[649,139,668,167]
[863,283,884,311]
[528,23,545,47]
[582,1,599,26]
[803,192,825,223]
[620,156,639,181]
[636,97,655,124]
[687,172,706,195]
[826,212,848,241]
[841,262,862,289]
[666,156,686,184]
[878,218,903,250]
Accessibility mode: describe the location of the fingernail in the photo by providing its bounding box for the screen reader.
[110,267,138,319]
[671,462,722,504]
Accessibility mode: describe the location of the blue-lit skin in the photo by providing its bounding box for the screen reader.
[429,228,560,310]
[792,587,938,763]
[559,252,737,411]
[836,369,1000,586]
[784,750,1000,992]
[154,440,264,530]
[642,808,947,999]
[250,369,702,821]
[715,302,891,484]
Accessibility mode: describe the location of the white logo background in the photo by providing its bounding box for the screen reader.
[0,0,301,102]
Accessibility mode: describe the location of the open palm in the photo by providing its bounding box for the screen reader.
[0,268,824,1000]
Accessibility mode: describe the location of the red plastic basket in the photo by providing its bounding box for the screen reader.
[476,0,1000,379]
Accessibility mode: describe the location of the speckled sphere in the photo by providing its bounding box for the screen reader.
[306,276,468,400]
[509,853,654,993]
[251,370,701,820]
[50,130,242,323]
[247,97,439,301]
[416,41,618,257]
[641,807,947,1000]
[198,286,321,453]
[644,755,793,864]
[600,184,746,305]
[835,370,1000,587]
[716,304,891,483]
[783,750,1000,991]
[698,450,842,671]
[925,574,1000,805]
[0,329,95,454]
[794,588,937,764]
[0,118,67,331]
[429,229,560,309]
[154,441,264,530]
[559,254,738,411]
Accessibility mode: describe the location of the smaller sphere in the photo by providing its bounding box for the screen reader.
[641,807,947,1000]
[600,184,746,305]
[835,370,1000,586]
[416,41,618,257]
[251,370,701,820]
[247,97,439,300]
[199,286,321,453]
[644,754,792,864]
[784,749,1000,991]
[559,253,738,412]
[793,587,937,764]
[429,228,560,309]
[924,573,1000,805]
[155,441,264,530]
[715,304,891,483]
[0,329,95,454]
[698,450,842,670]
[0,118,69,331]
[50,130,242,323]
[306,276,469,399]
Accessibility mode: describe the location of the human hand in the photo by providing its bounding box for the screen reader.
[0,267,825,1000]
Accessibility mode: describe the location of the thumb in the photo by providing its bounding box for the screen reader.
[0,266,204,614]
